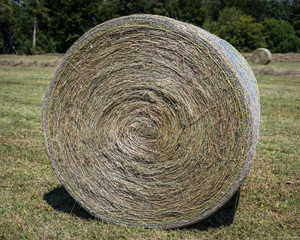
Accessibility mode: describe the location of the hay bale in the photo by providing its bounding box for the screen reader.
[250,48,272,65]
[42,14,260,228]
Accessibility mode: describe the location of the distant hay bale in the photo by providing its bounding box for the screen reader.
[42,14,260,228]
[251,48,272,65]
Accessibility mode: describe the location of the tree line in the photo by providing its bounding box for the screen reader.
[1,0,300,54]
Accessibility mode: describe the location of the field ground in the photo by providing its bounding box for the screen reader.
[0,54,299,239]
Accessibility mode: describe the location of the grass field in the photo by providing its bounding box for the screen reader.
[0,54,299,239]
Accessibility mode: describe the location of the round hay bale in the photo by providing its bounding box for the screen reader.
[42,14,260,228]
[250,48,272,65]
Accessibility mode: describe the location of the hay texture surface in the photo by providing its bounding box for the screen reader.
[250,48,272,65]
[43,15,260,228]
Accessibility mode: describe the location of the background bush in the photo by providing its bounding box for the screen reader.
[1,0,300,54]
[205,7,266,52]
[262,18,300,53]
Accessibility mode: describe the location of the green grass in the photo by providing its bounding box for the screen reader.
[0,55,299,239]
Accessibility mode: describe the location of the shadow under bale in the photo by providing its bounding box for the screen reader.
[43,186,95,220]
[44,185,240,230]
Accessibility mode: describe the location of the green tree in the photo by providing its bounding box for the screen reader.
[149,0,168,15]
[202,0,227,22]
[117,0,150,15]
[230,0,267,21]
[262,18,300,52]
[167,0,205,26]
[11,0,53,54]
[12,1,53,54]
[220,0,289,22]
[12,2,33,54]
[202,0,291,24]
[290,0,300,37]
[44,0,102,53]
[209,7,266,52]
[201,0,267,22]
[98,1,120,23]
[0,0,14,53]
[217,6,243,25]
[26,0,49,52]
[264,0,289,21]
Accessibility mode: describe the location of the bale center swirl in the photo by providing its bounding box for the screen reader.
[44,20,253,228]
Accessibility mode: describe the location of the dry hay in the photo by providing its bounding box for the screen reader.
[271,53,300,62]
[42,15,260,228]
[243,53,300,63]
[250,48,272,65]
[252,67,300,77]
[0,59,60,67]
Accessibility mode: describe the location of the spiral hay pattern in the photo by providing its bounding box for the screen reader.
[42,15,260,228]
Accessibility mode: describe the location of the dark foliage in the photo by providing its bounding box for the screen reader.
[262,18,300,53]
[1,0,299,53]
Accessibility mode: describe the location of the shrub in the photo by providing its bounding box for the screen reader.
[262,18,300,53]
[205,7,266,52]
